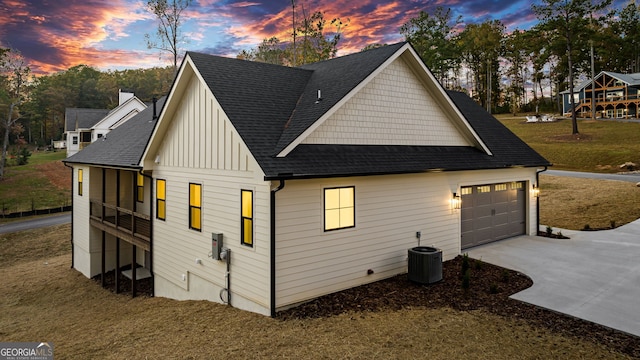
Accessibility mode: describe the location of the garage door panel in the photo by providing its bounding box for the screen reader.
[461,181,526,249]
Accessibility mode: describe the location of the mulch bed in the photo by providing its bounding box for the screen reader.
[277,255,640,358]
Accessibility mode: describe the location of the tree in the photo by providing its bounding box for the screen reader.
[533,0,612,134]
[289,10,347,65]
[400,7,462,87]
[237,10,347,67]
[237,37,287,65]
[0,48,31,180]
[606,1,640,72]
[503,29,530,114]
[458,20,504,112]
[145,0,192,75]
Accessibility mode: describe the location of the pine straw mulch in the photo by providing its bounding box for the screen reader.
[277,256,640,358]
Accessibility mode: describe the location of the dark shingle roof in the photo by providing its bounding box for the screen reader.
[63,97,166,168]
[189,44,550,179]
[65,43,550,177]
[65,108,110,131]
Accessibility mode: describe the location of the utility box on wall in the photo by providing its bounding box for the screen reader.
[211,233,224,260]
[407,246,442,284]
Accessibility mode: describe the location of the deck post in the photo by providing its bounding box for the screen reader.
[115,238,120,294]
[101,231,106,288]
[131,245,137,297]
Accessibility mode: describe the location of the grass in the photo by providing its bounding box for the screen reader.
[540,175,640,230]
[0,150,70,214]
[497,115,640,172]
[0,224,633,359]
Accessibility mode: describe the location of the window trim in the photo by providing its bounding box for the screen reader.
[241,189,254,247]
[323,186,355,232]
[156,179,166,221]
[136,173,144,203]
[189,183,202,231]
[77,169,83,196]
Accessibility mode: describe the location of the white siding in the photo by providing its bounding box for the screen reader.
[151,75,271,313]
[274,167,538,308]
[72,165,92,277]
[302,57,470,146]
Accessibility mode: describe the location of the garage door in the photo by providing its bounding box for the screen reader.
[461,181,526,249]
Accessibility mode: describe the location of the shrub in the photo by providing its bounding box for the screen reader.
[462,269,471,291]
[489,283,499,294]
[501,269,510,283]
[461,253,470,278]
[546,226,553,236]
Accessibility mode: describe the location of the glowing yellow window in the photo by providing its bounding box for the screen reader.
[241,190,253,247]
[189,183,201,231]
[324,187,355,231]
[156,179,166,220]
[137,173,145,202]
[77,169,83,196]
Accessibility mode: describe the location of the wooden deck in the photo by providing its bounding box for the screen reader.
[89,200,151,251]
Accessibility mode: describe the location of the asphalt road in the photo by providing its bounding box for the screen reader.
[0,213,71,235]
[544,169,640,183]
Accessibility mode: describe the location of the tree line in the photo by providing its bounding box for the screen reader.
[2,0,638,179]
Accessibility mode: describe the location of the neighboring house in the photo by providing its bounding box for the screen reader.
[63,42,550,317]
[561,71,640,118]
[64,91,147,157]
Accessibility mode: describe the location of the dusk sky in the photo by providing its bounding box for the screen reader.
[0,0,630,75]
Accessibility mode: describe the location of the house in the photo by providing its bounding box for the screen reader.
[63,42,550,316]
[64,91,147,157]
[561,71,640,119]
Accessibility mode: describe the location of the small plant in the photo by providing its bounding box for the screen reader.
[462,269,471,291]
[610,220,616,229]
[501,269,510,283]
[474,258,483,270]
[489,283,499,294]
[461,253,470,278]
[557,231,563,238]
[583,224,591,231]
[545,226,553,237]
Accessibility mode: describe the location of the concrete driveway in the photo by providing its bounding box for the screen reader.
[467,219,640,337]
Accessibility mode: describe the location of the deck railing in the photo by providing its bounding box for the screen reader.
[89,199,151,250]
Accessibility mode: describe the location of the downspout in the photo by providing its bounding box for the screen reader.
[270,179,285,318]
[63,162,74,269]
[535,166,548,234]
[140,169,154,297]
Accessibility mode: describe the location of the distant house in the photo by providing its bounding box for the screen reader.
[561,71,640,119]
[64,91,146,157]
[63,42,550,316]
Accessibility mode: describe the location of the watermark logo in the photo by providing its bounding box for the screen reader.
[0,342,54,360]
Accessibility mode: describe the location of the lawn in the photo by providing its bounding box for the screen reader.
[0,150,70,215]
[497,115,640,172]
[0,224,635,359]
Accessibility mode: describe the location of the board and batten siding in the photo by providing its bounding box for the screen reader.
[274,167,539,309]
[151,74,272,315]
[72,165,92,277]
[301,56,470,147]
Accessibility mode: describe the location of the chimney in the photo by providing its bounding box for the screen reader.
[152,97,158,120]
[118,89,134,105]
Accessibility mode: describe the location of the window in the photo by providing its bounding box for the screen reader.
[156,179,166,220]
[324,186,355,231]
[77,169,83,196]
[495,183,507,191]
[136,173,144,202]
[241,190,253,247]
[189,183,201,231]
[72,136,78,145]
